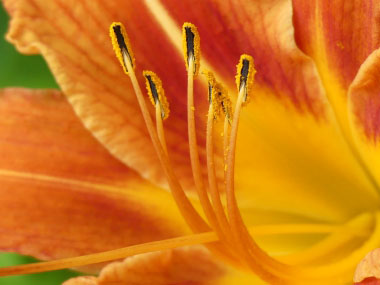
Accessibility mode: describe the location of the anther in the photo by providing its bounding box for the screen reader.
[202,70,223,120]
[235,54,256,105]
[211,83,225,120]
[182,22,200,76]
[143,70,170,120]
[220,90,233,124]
[202,70,216,104]
[110,22,135,74]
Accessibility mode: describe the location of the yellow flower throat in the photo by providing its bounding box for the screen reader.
[1,21,380,285]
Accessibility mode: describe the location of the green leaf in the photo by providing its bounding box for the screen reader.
[0,4,58,89]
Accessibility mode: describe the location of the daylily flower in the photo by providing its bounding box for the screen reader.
[1,0,380,284]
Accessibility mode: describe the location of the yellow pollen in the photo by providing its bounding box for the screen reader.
[143,70,170,120]
[182,22,200,76]
[202,69,216,103]
[220,88,233,123]
[235,54,256,105]
[211,82,225,120]
[202,70,225,120]
[109,22,135,74]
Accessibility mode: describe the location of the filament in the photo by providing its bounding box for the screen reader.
[125,58,209,233]
[186,56,223,236]
[0,221,369,277]
[206,103,231,240]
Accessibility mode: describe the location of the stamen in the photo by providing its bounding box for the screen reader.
[182,22,200,76]
[186,54,223,230]
[225,55,295,282]
[150,65,240,265]
[186,55,224,237]
[0,221,365,277]
[202,69,216,104]
[109,23,240,267]
[223,54,378,282]
[202,70,231,239]
[223,117,230,171]
[0,232,219,277]
[206,94,232,240]
[143,70,170,120]
[110,22,135,74]
[202,70,223,120]
[220,91,233,124]
[220,91,232,166]
[109,23,210,235]
[155,103,168,156]
[143,70,170,156]
[235,54,256,105]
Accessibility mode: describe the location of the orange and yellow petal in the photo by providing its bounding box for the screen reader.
[354,248,380,284]
[235,91,380,225]
[123,0,377,226]
[140,1,376,225]
[292,0,380,135]
[0,88,187,268]
[63,246,267,285]
[65,246,225,285]
[148,0,380,223]
[149,0,327,117]
[2,0,210,193]
[63,276,98,285]
[348,48,380,196]
[293,0,380,89]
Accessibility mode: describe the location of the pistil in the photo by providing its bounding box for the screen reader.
[0,219,369,277]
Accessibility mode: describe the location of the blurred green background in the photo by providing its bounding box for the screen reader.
[0,4,83,284]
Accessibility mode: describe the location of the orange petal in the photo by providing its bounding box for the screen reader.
[349,49,380,144]
[149,0,327,117]
[354,248,380,283]
[3,0,210,192]
[0,88,187,267]
[235,92,379,224]
[356,277,380,285]
[63,276,98,285]
[139,1,380,222]
[347,49,380,195]
[64,246,224,285]
[292,0,380,134]
[293,0,380,89]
